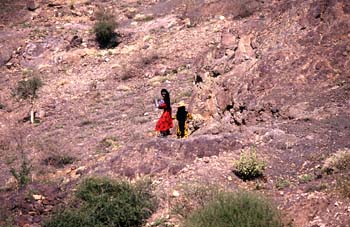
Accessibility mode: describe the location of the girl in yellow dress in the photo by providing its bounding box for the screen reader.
[176,101,192,138]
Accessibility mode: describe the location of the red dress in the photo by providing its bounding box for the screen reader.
[155,102,173,131]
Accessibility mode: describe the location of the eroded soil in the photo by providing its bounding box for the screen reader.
[0,0,350,226]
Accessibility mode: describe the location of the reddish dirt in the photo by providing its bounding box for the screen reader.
[0,0,350,226]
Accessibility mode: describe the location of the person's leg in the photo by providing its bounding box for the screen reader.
[159,131,168,137]
[179,121,185,138]
[184,122,189,138]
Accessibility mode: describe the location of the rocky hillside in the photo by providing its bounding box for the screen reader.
[1,0,350,226]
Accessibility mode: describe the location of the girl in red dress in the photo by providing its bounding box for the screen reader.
[155,89,173,137]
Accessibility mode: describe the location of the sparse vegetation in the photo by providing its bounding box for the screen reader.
[79,120,93,126]
[94,9,119,48]
[322,149,350,197]
[337,175,350,198]
[97,136,119,153]
[14,76,42,100]
[304,184,327,193]
[183,191,282,227]
[115,62,142,81]
[171,184,220,218]
[44,177,157,227]
[322,149,350,174]
[133,13,154,22]
[150,217,174,227]
[275,177,291,190]
[140,52,159,65]
[43,154,75,168]
[100,136,118,148]
[13,76,43,123]
[233,0,260,19]
[120,66,137,81]
[10,152,32,189]
[234,148,266,181]
[298,174,314,184]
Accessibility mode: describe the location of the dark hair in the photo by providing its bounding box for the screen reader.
[161,89,171,111]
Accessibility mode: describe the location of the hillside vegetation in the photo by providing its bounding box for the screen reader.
[0,0,350,226]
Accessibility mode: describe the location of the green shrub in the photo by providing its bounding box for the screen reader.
[183,191,282,227]
[94,9,118,48]
[298,174,314,184]
[337,174,350,198]
[234,148,266,181]
[44,177,157,227]
[322,149,350,198]
[42,210,96,227]
[275,177,290,190]
[97,136,119,153]
[15,76,42,100]
[322,149,350,174]
[10,152,32,189]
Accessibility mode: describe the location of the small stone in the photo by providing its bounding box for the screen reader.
[143,35,152,42]
[172,190,180,197]
[183,18,192,27]
[32,195,45,201]
[37,110,45,118]
[44,205,54,212]
[134,13,154,22]
[62,177,70,184]
[5,62,13,69]
[75,166,86,175]
[71,10,82,17]
[225,49,235,57]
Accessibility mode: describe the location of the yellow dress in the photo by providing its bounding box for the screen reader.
[176,113,192,138]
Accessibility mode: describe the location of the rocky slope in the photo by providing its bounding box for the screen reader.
[1,0,350,226]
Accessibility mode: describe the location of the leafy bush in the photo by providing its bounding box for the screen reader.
[94,9,118,48]
[15,76,42,100]
[322,149,350,174]
[337,174,350,198]
[322,149,350,198]
[183,191,282,227]
[234,148,266,181]
[42,210,94,227]
[44,177,157,227]
[10,152,32,189]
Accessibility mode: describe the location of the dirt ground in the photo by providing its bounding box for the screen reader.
[0,0,350,226]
